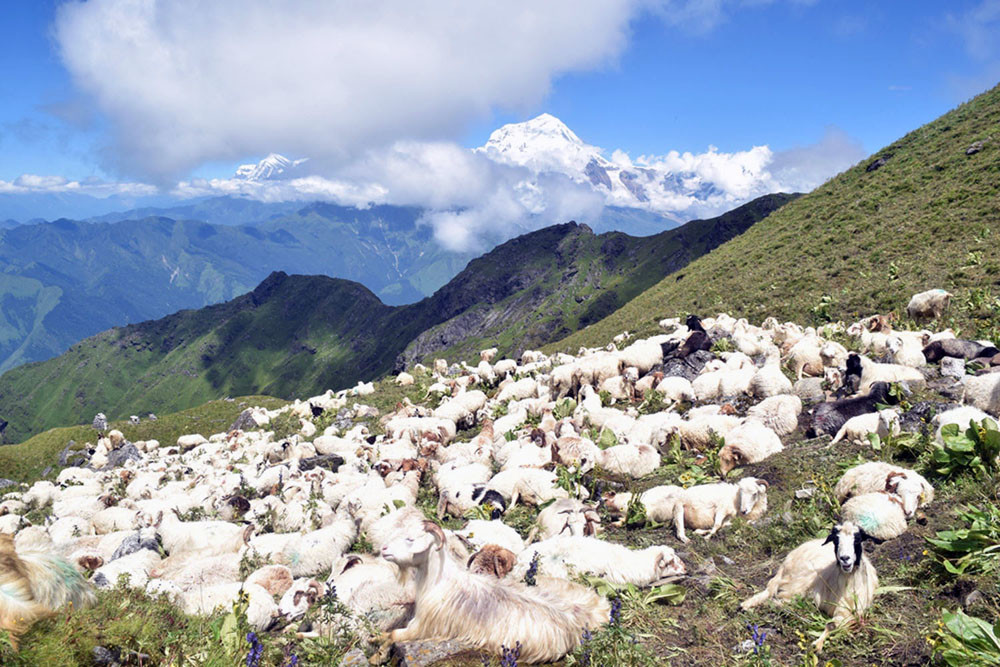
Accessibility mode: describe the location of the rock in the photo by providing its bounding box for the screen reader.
[899,401,959,434]
[103,443,142,469]
[0,478,16,489]
[229,409,260,432]
[58,441,77,466]
[941,356,967,378]
[297,453,345,472]
[92,413,109,433]
[781,511,795,525]
[795,486,817,499]
[390,640,473,667]
[340,648,369,666]
[964,589,984,609]
[866,156,888,172]
[147,413,157,421]
[966,141,984,155]
[41,466,53,478]
[794,377,825,403]
[697,558,717,575]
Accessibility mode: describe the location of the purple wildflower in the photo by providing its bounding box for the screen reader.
[610,597,623,625]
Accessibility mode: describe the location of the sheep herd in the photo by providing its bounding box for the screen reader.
[2,285,1000,662]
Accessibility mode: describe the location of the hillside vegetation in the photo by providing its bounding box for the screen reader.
[0,195,792,443]
[550,82,1000,353]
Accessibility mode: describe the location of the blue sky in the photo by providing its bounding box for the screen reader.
[0,1,997,206]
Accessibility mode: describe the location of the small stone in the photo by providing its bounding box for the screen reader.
[391,640,472,667]
[735,639,756,654]
[966,141,984,155]
[697,558,717,575]
[964,589,984,609]
[0,478,16,489]
[103,443,142,469]
[781,511,795,525]
[92,413,109,433]
[720,555,735,566]
[795,487,817,499]
[866,156,888,172]
[340,648,368,666]
[941,356,967,378]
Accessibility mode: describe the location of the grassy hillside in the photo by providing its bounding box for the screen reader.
[550,82,1000,352]
[0,195,793,443]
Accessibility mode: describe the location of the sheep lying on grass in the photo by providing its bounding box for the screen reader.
[741,522,879,652]
[664,477,769,543]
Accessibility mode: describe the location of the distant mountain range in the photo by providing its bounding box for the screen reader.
[0,192,794,443]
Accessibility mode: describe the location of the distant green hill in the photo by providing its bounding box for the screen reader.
[549,82,1000,353]
[0,194,793,443]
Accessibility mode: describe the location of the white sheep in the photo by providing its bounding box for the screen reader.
[749,346,793,398]
[603,485,682,524]
[665,477,769,543]
[840,491,909,540]
[597,444,660,478]
[961,373,1000,416]
[746,394,802,437]
[455,519,526,555]
[886,334,926,367]
[907,289,952,321]
[857,355,925,392]
[373,521,609,664]
[829,409,901,446]
[933,406,995,443]
[834,462,934,516]
[718,420,784,475]
[181,582,278,631]
[741,522,879,652]
[514,535,686,587]
[527,499,601,542]
[654,376,695,403]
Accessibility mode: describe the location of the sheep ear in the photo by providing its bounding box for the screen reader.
[885,471,904,491]
[823,527,839,545]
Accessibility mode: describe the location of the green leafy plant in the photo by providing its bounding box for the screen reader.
[931,418,1000,478]
[553,398,577,420]
[637,389,668,415]
[926,503,1000,575]
[624,493,647,528]
[931,608,1000,665]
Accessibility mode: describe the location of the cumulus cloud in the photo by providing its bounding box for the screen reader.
[54,0,643,181]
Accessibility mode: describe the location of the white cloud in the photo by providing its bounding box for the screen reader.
[54,0,642,181]
[0,174,157,197]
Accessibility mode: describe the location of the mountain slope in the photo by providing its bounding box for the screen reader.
[0,193,794,442]
[549,82,1000,352]
[0,207,475,372]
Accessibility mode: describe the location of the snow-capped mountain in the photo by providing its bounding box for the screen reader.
[235,153,309,181]
[477,113,776,216]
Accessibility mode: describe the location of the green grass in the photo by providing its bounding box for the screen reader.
[548,82,1000,354]
[0,394,285,483]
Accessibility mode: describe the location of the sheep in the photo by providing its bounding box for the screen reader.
[839,492,909,540]
[923,338,999,363]
[514,536,686,587]
[654,375,695,403]
[467,544,518,579]
[434,390,488,429]
[597,444,660,478]
[750,346,793,398]
[395,372,415,386]
[785,336,826,379]
[741,522,879,652]
[92,549,162,590]
[373,521,609,664]
[0,534,96,649]
[455,519,525,555]
[665,477,769,543]
[603,485,683,524]
[746,394,802,437]
[677,414,742,450]
[617,339,663,374]
[808,381,897,438]
[527,499,601,542]
[718,420,784,475]
[485,468,579,508]
[149,552,241,591]
[961,373,1000,416]
[142,510,252,558]
[181,582,278,631]
[321,554,414,633]
[245,564,294,598]
[855,354,925,392]
[907,289,952,321]
[886,334,926,368]
[933,406,994,443]
[829,409,901,446]
[834,462,934,516]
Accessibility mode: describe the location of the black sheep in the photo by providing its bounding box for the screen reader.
[808,381,897,438]
[923,339,1000,363]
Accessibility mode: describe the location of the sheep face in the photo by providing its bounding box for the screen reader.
[278,579,324,620]
[655,547,686,577]
[736,477,768,516]
[885,473,923,518]
[823,522,879,573]
[381,522,443,569]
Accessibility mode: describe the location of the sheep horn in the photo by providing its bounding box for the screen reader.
[422,521,447,547]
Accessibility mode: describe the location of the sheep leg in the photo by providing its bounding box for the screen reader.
[813,621,836,653]
[703,509,727,539]
[740,589,771,610]
[673,509,689,543]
